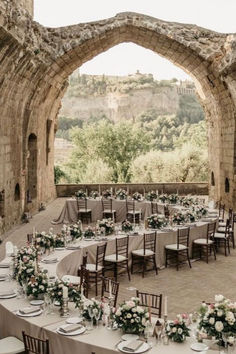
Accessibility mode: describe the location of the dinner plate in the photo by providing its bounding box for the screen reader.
[16,309,43,317]
[41,258,58,264]
[55,247,65,251]
[190,343,209,352]
[118,341,150,353]
[0,264,10,268]
[56,324,86,336]
[121,334,139,341]
[0,293,16,299]
[30,299,44,306]
[0,275,8,281]
[66,316,83,324]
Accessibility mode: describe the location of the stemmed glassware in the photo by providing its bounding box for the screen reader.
[94,308,101,329]
[88,307,95,330]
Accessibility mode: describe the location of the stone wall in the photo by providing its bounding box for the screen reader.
[0,2,236,235]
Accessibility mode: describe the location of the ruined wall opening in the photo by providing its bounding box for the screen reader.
[225,177,230,193]
[0,190,5,218]
[211,172,215,186]
[14,183,20,201]
[27,134,37,202]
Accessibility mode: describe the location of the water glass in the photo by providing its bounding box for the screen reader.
[94,309,101,329]
[88,307,95,330]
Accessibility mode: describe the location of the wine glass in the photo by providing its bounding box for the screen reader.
[88,307,95,330]
[94,308,101,329]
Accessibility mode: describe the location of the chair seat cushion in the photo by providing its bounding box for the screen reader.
[62,275,81,285]
[132,249,154,256]
[105,254,127,262]
[194,238,214,245]
[103,209,116,213]
[214,232,228,239]
[127,210,141,214]
[217,227,225,233]
[218,222,226,227]
[0,337,25,354]
[165,244,187,251]
[78,209,91,213]
[86,263,103,272]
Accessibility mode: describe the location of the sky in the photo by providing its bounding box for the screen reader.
[34,0,236,80]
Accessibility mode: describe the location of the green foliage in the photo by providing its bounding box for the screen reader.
[54,165,68,184]
[177,94,204,124]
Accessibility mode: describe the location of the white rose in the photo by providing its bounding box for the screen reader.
[131,319,134,323]
[133,314,137,318]
[132,307,137,313]
[215,295,224,303]
[172,327,177,333]
[215,321,224,332]
[228,336,235,344]
[116,310,121,316]
[209,317,215,325]
[126,313,132,319]
[136,306,144,314]
[145,313,149,318]
[217,310,223,317]
[142,318,146,326]
[178,328,183,334]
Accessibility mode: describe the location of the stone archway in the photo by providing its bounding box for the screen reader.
[0,2,236,233]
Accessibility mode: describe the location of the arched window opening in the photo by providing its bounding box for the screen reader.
[211,171,215,186]
[27,133,37,201]
[225,177,230,193]
[0,190,5,217]
[14,183,20,201]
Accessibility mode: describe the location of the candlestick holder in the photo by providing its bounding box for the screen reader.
[163,315,169,345]
[60,298,70,317]
[106,296,115,330]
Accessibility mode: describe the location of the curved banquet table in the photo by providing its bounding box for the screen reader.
[0,221,218,354]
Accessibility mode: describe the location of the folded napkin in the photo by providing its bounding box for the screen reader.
[0,263,10,268]
[0,274,7,279]
[66,246,80,250]
[19,306,40,314]
[0,289,15,296]
[59,324,82,333]
[123,340,144,352]
[43,257,57,263]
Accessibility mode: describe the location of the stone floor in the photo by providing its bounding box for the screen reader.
[1,197,236,319]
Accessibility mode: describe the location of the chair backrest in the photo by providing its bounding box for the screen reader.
[5,241,14,256]
[22,331,50,354]
[27,233,34,244]
[136,290,162,318]
[101,276,119,307]
[116,236,129,260]
[151,202,158,215]
[96,243,107,270]
[144,232,156,254]
[206,221,216,243]
[219,202,225,220]
[127,200,138,213]
[77,198,87,211]
[80,265,89,298]
[177,227,190,248]
[164,205,169,218]
[102,199,112,212]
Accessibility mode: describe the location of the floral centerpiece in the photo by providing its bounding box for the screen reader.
[68,222,82,240]
[83,298,104,324]
[114,297,149,334]
[75,190,87,199]
[186,211,196,223]
[90,190,99,199]
[165,314,190,342]
[132,192,142,201]
[122,220,133,233]
[83,226,95,239]
[193,206,208,218]
[146,191,157,201]
[180,196,194,208]
[159,194,168,203]
[116,189,128,200]
[167,194,179,204]
[54,234,65,248]
[172,212,186,225]
[198,294,236,346]
[97,218,114,235]
[26,271,48,299]
[16,259,37,285]
[35,231,55,250]
[48,280,81,308]
[102,189,112,199]
[147,214,168,229]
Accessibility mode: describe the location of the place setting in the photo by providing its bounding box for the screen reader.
[15,306,43,317]
[0,289,17,299]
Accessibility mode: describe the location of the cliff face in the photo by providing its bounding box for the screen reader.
[59,86,180,122]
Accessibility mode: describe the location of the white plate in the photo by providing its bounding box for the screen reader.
[41,259,58,264]
[0,264,10,268]
[118,341,150,354]
[0,293,16,299]
[55,248,65,251]
[30,299,44,306]
[190,343,209,352]
[121,334,139,341]
[66,317,83,324]
[56,324,86,336]
[0,276,7,281]
[16,309,43,317]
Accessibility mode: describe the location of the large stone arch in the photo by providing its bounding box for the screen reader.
[0,1,236,234]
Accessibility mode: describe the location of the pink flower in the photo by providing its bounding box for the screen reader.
[174,320,179,325]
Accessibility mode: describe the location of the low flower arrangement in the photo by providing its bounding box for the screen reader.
[167,194,179,204]
[146,191,157,201]
[102,189,112,199]
[16,259,37,285]
[198,294,236,346]
[90,190,99,199]
[83,298,104,324]
[193,206,208,217]
[114,297,149,334]
[165,314,190,343]
[98,218,114,235]
[186,211,196,223]
[132,192,142,201]
[159,194,168,203]
[48,280,81,307]
[122,220,133,233]
[180,196,194,208]
[172,212,186,225]
[83,226,95,239]
[116,189,128,200]
[54,234,65,248]
[26,271,48,299]
[75,190,87,199]
[17,245,38,262]
[62,222,82,240]
[35,231,55,250]
[147,214,168,229]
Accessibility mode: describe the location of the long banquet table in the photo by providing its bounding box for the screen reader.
[0,220,218,353]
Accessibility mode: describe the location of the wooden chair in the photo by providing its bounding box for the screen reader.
[218,202,225,222]
[77,198,92,223]
[131,232,158,277]
[0,337,24,354]
[102,198,116,222]
[126,200,142,224]
[192,221,217,263]
[230,212,236,248]
[22,331,49,354]
[218,208,232,229]
[84,243,107,296]
[151,202,159,214]
[214,219,231,256]
[27,233,34,244]
[164,205,170,218]
[136,290,162,318]
[165,227,192,271]
[104,236,131,282]
[101,276,119,307]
